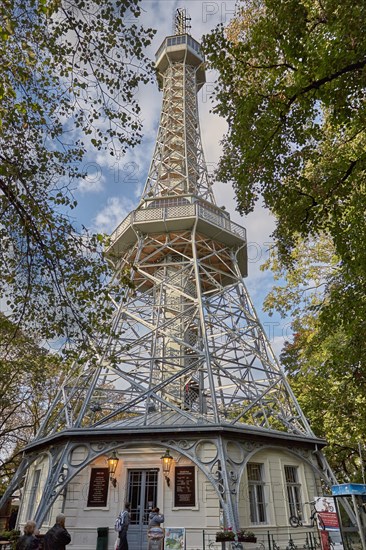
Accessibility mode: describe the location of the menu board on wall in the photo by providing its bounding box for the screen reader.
[174,466,195,507]
[87,468,109,507]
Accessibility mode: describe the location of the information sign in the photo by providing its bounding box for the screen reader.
[174,466,195,507]
[87,468,109,507]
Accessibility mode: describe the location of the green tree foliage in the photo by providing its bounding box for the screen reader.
[203,1,366,396]
[282,318,366,483]
[0,314,66,491]
[203,0,366,253]
[203,2,366,478]
[262,236,366,481]
[0,0,155,347]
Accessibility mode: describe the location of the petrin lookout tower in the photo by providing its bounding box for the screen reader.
[3,10,336,550]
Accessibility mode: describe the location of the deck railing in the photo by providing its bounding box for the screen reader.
[108,203,246,248]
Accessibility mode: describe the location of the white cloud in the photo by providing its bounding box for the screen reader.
[93,196,137,234]
[78,162,106,193]
[271,334,292,360]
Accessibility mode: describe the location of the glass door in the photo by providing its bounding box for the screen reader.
[127,469,159,549]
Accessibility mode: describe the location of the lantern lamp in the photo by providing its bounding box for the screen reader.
[107,451,119,487]
[161,449,173,487]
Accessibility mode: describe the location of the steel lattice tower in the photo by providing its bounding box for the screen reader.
[1,11,335,536]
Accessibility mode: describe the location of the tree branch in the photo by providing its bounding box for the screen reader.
[288,58,366,106]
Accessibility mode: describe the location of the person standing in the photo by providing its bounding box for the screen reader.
[148,507,164,529]
[16,520,40,550]
[116,502,131,550]
[43,513,71,550]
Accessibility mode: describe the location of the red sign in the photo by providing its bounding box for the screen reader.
[315,497,339,530]
[318,511,339,529]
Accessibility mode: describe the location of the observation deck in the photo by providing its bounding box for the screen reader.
[155,33,205,90]
[106,196,248,278]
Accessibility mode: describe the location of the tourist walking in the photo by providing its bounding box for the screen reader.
[116,502,131,550]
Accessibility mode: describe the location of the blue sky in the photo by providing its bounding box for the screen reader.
[72,0,291,356]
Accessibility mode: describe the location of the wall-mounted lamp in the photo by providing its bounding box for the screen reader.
[161,449,173,487]
[107,451,119,487]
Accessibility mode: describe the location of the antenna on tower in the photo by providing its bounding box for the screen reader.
[175,8,191,35]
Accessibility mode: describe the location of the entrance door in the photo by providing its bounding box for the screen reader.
[127,469,159,550]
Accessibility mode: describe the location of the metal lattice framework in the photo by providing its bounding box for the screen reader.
[30,26,313,439]
[35,223,313,438]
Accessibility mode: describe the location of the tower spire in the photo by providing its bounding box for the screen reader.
[175,7,191,35]
[140,10,214,203]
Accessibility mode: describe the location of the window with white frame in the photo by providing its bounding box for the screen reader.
[284,465,302,518]
[247,463,267,524]
[26,469,41,520]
